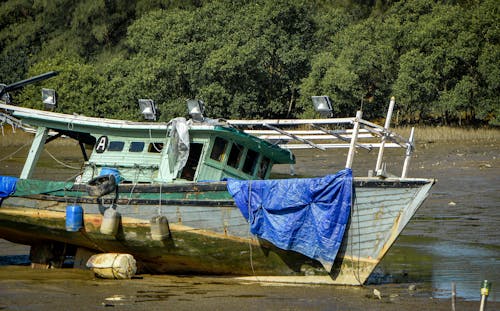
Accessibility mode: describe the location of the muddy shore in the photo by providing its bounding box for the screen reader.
[0,263,496,311]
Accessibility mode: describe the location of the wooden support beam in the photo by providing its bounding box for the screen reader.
[20,126,48,179]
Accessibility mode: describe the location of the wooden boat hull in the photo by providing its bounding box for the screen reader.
[0,178,434,285]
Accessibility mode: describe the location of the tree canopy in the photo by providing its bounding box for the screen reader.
[1,0,498,125]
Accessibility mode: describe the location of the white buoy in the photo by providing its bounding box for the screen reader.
[150,216,170,241]
[86,253,136,279]
[100,208,120,236]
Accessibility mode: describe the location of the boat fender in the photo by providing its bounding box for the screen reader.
[87,174,116,197]
[150,216,170,241]
[66,204,83,232]
[86,253,136,279]
[100,208,121,236]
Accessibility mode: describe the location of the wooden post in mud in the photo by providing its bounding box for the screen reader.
[375,97,395,173]
[345,110,362,169]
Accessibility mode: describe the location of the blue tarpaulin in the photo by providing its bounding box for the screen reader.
[0,176,18,198]
[226,168,352,271]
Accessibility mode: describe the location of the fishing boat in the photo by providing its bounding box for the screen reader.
[0,74,434,285]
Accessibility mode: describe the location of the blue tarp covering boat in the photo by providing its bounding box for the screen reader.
[226,168,353,271]
[0,176,18,198]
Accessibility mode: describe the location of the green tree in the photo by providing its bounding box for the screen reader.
[299,9,399,119]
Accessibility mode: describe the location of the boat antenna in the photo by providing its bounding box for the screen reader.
[0,71,59,99]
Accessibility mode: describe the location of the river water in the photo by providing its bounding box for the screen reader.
[0,137,498,307]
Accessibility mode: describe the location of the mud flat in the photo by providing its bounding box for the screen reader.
[0,263,497,311]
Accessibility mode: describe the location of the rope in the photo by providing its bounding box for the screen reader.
[111,253,120,279]
[348,191,362,285]
[44,148,81,170]
[158,182,162,216]
[0,141,30,162]
[247,180,257,277]
[126,168,140,205]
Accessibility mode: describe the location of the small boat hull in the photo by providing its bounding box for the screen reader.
[0,177,433,285]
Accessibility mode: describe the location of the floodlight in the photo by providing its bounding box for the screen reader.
[139,99,157,121]
[187,99,205,122]
[311,95,332,117]
[42,88,57,110]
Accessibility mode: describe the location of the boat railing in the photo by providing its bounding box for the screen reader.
[227,97,415,178]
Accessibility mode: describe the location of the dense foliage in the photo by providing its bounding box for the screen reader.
[1,0,498,125]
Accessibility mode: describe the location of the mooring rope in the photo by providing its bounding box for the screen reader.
[158,181,162,216]
[247,180,258,278]
[0,141,30,162]
[348,191,363,285]
[44,148,81,170]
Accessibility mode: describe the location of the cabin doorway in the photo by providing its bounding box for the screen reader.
[180,143,203,181]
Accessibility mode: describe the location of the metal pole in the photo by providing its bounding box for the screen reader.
[451,282,456,311]
[375,96,395,172]
[401,127,415,178]
[345,110,362,169]
[480,280,491,311]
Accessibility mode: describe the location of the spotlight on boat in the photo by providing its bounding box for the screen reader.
[42,88,57,110]
[187,99,205,122]
[311,95,333,117]
[138,99,157,121]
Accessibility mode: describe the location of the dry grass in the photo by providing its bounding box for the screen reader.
[396,126,500,142]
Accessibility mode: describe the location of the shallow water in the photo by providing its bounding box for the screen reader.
[0,138,499,303]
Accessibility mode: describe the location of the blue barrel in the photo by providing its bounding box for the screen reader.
[66,204,83,232]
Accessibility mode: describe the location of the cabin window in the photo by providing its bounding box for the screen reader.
[129,142,145,152]
[180,143,204,181]
[108,141,124,151]
[227,143,244,169]
[210,137,228,162]
[242,149,259,175]
[148,142,164,153]
[257,157,270,179]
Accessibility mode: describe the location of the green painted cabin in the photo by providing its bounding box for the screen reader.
[80,125,295,184]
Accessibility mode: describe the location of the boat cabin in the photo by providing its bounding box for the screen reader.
[0,103,295,184]
[80,125,294,184]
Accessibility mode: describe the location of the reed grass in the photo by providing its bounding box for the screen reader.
[396,126,500,142]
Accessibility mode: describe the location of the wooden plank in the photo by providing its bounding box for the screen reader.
[20,126,48,179]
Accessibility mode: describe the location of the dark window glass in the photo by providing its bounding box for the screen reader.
[257,157,270,179]
[210,137,228,162]
[242,149,259,175]
[148,142,164,153]
[181,143,204,181]
[108,141,124,151]
[129,142,145,152]
[227,143,244,168]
